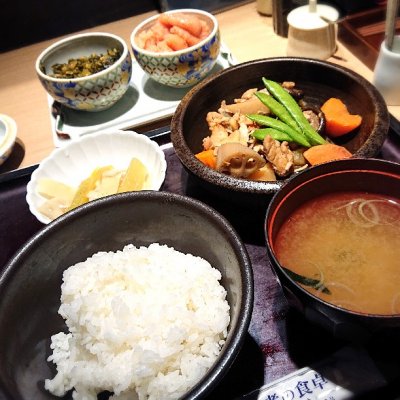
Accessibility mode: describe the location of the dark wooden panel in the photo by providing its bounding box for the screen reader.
[338,5,400,70]
[0,0,158,52]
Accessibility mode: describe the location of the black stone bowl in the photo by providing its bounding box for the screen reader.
[0,191,253,399]
[170,58,390,236]
[265,158,400,341]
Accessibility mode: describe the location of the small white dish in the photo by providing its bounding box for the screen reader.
[0,114,17,166]
[26,130,167,224]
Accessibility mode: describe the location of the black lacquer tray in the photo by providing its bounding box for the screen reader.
[1,118,400,399]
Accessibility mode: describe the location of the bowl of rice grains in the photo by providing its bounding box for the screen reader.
[0,191,253,400]
[35,32,132,111]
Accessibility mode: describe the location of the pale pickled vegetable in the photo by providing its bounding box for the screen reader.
[118,158,148,193]
[37,159,150,221]
[38,197,71,221]
[37,178,76,204]
[88,169,123,201]
[66,166,113,212]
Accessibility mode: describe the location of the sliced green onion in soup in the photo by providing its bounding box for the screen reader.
[282,267,331,295]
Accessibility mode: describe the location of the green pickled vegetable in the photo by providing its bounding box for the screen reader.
[262,78,326,146]
[282,266,331,295]
[247,114,311,147]
[49,48,121,79]
[252,128,292,142]
[254,92,301,133]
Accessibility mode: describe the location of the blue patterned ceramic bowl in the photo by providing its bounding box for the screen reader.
[130,9,220,88]
[35,32,132,112]
[0,114,17,166]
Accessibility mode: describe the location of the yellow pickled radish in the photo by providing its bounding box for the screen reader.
[37,178,76,204]
[66,166,113,211]
[87,169,123,201]
[38,197,70,221]
[118,158,148,193]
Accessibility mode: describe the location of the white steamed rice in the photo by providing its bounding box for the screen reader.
[44,243,230,400]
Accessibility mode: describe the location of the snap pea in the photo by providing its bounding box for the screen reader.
[262,78,326,146]
[252,128,292,142]
[254,92,301,133]
[282,267,331,295]
[247,114,311,147]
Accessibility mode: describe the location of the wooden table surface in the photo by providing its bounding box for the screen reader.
[0,2,398,172]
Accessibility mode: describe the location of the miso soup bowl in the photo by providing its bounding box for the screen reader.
[265,158,400,341]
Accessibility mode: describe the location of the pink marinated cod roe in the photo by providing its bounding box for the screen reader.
[136,12,211,52]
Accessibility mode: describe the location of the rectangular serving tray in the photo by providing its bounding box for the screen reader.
[1,122,400,399]
[47,45,237,147]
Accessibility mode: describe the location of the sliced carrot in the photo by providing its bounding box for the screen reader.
[303,143,352,166]
[321,98,362,137]
[195,149,217,169]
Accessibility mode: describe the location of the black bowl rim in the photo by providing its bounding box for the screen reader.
[0,191,254,400]
[171,57,390,195]
[265,157,400,320]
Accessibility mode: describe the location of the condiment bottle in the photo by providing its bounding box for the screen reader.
[286,1,339,59]
[272,0,307,37]
[257,0,273,16]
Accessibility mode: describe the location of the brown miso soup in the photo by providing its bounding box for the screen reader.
[274,191,400,315]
